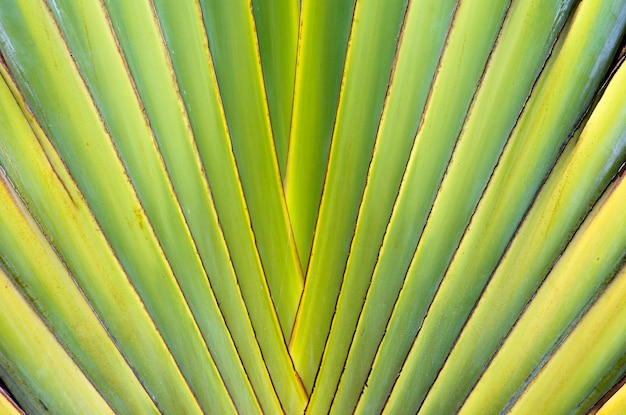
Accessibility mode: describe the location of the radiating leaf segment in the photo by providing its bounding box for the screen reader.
[0,0,625,413]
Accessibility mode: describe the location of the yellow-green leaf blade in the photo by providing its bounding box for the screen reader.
[575,354,626,414]
[199,0,304,343]
[326,0,514,410]
[305,0,457,412]
[0,171,161,415]
[285,0,356,269]
[596,380,626,415]
[422,55,626,415]
[0,267,115,415]
[379,2,626,412]
[197,1,307,411]
[252,0,299,176]
[0,2,236,412]
[0,60,226,414]
[62,0,264,410]
[148,0,288,412]
[0,387,23,415]
[290,0,410,391]
[460,166,626,414]
[357,0,577,408]
[509,263,626,414]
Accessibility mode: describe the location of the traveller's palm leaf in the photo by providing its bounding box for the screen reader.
[0,0,625,413]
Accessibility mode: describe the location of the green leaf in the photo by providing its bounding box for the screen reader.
[252,0,300,176]
[0,267,115,415]
[199,0,304,344]
[1,0,625,413]
[0,62,216,414]
[305,0,457,411]
[378,2,626,412]
[0,163,163,415]
[509,262,626,414]
[461,165,626,414]
[0,2,236,412]
[290,0,411,391]
[285,0,356,270]
[421,52,626,415]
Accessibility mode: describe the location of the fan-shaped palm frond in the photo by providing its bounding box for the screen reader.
[0,0,625,413]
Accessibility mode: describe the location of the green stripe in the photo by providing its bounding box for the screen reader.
[0,267,115,415]
[251,0,300,177]
[199,0,304,342]
[509,264,626,414]
[285,0,356,269]
[198,1,307,412]
[0,61,209,414]
[574,353,626,414]
[0,1,236,412]
[327,0,514,411]
[149,0,288,412]
[461,168,626,414]
[0,166,157,415]
[290,0,411,392]
[381,2,626,412]
[63,0,261,410]
[358,0,576,407]
[305,0,457,412]
[424,53,626,415]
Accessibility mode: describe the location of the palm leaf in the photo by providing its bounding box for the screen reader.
[0,0,625,413]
